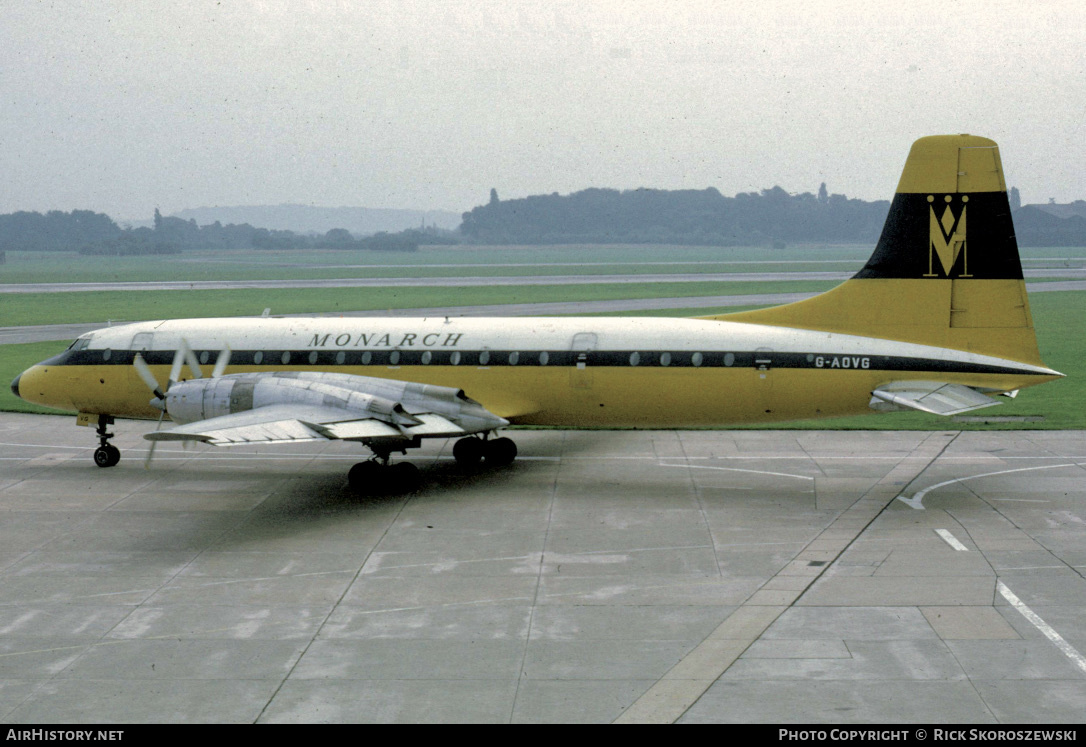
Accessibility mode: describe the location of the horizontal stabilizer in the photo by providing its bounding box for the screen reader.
[869,381,1001,416]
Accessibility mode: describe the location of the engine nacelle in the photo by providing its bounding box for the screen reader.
[164,373,401,426]
[161,371,505,435]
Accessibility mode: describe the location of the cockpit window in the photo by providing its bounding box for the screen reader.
[67,338,92,351]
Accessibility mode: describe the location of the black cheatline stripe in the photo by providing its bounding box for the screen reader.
[44,348,1046,377]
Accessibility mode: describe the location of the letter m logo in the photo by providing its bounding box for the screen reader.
[926,196,971,277]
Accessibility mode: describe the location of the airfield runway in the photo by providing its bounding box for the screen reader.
[1,412,1084,723]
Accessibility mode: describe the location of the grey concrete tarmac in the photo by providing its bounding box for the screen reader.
[1,412,1084,724]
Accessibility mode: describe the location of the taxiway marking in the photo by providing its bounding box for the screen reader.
[935,529,969,551]
[897,463,1085,509]
[998,581,1086,676]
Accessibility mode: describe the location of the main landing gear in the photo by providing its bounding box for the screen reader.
[93,415,120,468]
[451,435,517,468]
[346,435,518,496]
[348,457,422,495]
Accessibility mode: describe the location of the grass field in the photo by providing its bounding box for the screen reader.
[0,279,837,328]
[2,244,1081,284]
[0,245,873,284]
[2,243,1082,427]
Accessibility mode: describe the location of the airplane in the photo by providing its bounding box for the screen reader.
[10,134,1064,494]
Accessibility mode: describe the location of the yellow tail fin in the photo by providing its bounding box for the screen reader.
[704,135,1043,366]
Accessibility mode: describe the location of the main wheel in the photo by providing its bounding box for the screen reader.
[389,462,421,494]
[348,461,386,493]
[452,437,485,467]
[94,444,120,468]
[484,437,517,466]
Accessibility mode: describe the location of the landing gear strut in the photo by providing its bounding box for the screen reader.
[93,415,120,468]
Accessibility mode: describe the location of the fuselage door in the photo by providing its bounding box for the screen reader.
[131,332,154,352]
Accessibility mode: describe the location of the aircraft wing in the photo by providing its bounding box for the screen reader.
[868,381,1002,416]
[142,371,509,448]
[145,404,469,447]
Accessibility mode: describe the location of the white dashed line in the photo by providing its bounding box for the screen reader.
[935,529,969,551]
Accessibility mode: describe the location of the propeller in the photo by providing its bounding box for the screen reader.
[133,340,231,467]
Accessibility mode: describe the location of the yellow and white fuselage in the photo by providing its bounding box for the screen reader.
[13,314,1060,427]
[9,135,1065,485]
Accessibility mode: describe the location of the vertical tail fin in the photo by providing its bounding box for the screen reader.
[705,135,1043,366]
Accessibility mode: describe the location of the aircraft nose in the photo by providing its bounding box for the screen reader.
[10,372,20,399]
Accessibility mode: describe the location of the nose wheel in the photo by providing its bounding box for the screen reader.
[93,415,120,468]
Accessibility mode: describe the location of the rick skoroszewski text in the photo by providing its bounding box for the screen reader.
[6,732,122,742]
[779,730,1076,742]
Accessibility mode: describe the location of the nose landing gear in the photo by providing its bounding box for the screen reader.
[92,415,120,468]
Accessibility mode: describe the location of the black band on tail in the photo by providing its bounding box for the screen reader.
[854,192,1023,280]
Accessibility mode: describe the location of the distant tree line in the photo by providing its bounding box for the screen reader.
[0,208,458,255]
[3,190,1086,254]
[0,210,124,253]
[460,185,892,246]
[460,186,1086,248]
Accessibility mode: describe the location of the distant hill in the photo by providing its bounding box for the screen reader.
[1024,201,1086,221]
[1012,205,1086,246]
[171,204,462,235]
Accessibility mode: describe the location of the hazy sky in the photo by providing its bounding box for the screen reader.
[3,0,1084,221]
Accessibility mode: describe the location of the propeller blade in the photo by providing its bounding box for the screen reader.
[133,353,165,400]
[211,346,231,378]
[168,345,186,389]
[143,409,167,469]
[182,340,203,379]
